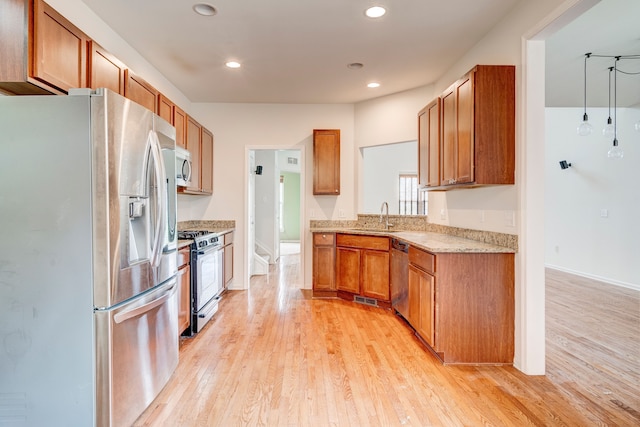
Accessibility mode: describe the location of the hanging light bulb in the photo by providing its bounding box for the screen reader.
[577,53,593,136]
[607,57,624,160]
[603,67,615,138]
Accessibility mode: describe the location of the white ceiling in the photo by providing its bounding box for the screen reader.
[545,0,640,108]
[79,0,639,106]
[80,0,520,104]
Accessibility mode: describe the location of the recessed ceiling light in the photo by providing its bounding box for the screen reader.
[365,6,386,18]
[347,63,364,70]
[226,61,241,69]
[367,82,380,88]
[193,3,217,16]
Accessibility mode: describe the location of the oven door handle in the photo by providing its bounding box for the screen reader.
[197,246,222,256]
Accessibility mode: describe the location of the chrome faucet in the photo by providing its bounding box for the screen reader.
[380,202,393,230]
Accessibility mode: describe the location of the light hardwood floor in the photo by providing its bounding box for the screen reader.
[134,256,640,426]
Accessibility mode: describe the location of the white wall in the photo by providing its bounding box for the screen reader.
[545,107,640,289]
[362,141,418,214]
[181,103,355,289]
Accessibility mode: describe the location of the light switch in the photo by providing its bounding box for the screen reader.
[600,209,609,218]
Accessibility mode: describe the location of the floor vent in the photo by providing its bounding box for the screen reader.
[354,296,378,307]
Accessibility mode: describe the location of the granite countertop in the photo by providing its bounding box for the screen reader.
[311,227,516,254]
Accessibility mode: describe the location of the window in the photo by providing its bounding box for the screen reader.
[398,174,426,215]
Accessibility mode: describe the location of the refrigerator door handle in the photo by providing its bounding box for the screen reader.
[148,130,167,268]
[113,281,177,324]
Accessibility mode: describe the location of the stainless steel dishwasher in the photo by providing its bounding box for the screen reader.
[390,238,409,319]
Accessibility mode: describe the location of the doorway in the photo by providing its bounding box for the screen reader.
[246,148,304,287]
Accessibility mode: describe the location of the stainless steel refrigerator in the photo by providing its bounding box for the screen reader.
[0,88,179,426]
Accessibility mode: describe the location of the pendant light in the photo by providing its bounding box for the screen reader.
[577,53,593,136]
[607,57,623,160]
[602,67,615,138]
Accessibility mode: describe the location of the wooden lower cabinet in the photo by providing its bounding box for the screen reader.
[335,234,390,302]
[223,231,234,289]
[177,246,191,336]
[408,264,435,347]
[312,233,336,295]
[335,247,360,294]
[408,246,514,364]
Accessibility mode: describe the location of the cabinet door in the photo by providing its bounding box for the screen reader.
[88,41,125,95]
[440,85,456,185]
[455,73,474,184]
[185,116,202,192]
[417,271,435,347]
[418,98,441,188]
[174,106,187,149]
[313,246,335,291]
[201,128,214,194]
[336,247,360,294]
[158,94,174,124]
[313,129,340,195]
[408,265,421,329]
[224,243,233,287]
[361,250,390,301]
[124,70,158,113]
[33,0,87,92]
[177,264,191,335]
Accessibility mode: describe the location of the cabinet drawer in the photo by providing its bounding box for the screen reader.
[313,233,335,246]
[178,247,190,267]
[409,247,435,273]
[224,231,234,245]
[336,234,389,251]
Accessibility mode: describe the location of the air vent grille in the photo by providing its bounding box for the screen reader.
[354,296,378,307]
[287,157,298,165]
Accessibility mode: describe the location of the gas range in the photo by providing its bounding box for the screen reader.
[178,230,221,250]
[177,229,224,335]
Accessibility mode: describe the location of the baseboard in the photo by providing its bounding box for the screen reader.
[545,264,639,292]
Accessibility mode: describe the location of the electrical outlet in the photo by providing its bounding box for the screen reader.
[339,209,345,218]
[504,210,515,227]
[440,209,446,220]
[310,209,316,218]
[479,210,485,222]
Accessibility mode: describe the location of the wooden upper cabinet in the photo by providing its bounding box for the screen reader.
[418,98,441,188]
[180,115,214,196]
[124,69,158,113]
[158,94,188,150]
[201,127,214,194]
[425,65,515,190]
[87,41,125,95]
[184,116,202,193]
[313,129,340,195]
[0,0,88,95]
[174,106,187,149]
[157,93,175,124]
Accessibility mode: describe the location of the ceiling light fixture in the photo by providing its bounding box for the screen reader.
[607,57,623,160]
[365,6,386,18]
[193,3,217,16]
[347,63,364,70]
[602,66,614,138]
[577,52,593,136]
[225,61,241,69]
[367,82,380,88]
[577,52,640,159]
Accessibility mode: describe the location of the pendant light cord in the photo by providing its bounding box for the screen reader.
[583,53,592,119]
[613,57,619,144]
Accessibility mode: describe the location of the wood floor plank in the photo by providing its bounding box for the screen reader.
[133,260,639,426]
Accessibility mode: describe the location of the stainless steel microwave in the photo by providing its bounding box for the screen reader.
[175,146,192,187]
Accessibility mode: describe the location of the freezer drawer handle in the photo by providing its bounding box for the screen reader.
[114,283,177,324]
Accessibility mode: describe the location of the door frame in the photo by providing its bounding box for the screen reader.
[244,146,306,288]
